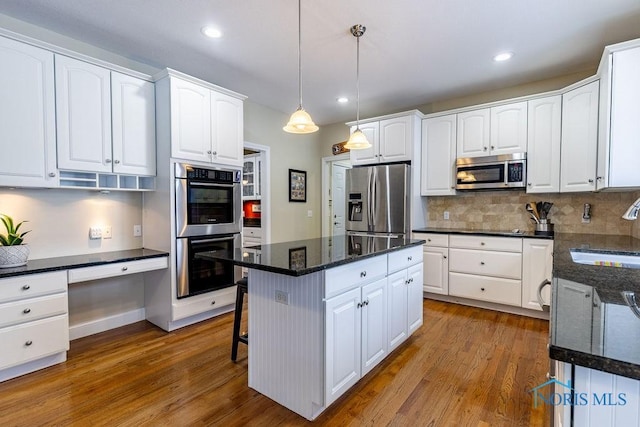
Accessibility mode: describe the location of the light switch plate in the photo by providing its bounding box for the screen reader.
[89,227,102,240]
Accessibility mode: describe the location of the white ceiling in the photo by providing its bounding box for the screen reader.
[1,0,639,125]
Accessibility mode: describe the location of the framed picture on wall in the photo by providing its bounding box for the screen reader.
[289,169,307,202]
[289,246,307,270]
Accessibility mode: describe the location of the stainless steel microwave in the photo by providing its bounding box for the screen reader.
[455,153,526,190]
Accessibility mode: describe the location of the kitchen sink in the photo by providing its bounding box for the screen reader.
[570,250,640,269]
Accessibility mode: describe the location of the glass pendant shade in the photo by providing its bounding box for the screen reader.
[344,128,371,150]
[283,106,319,134]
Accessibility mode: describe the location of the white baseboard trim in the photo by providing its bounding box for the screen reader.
[424,292,550,320]
[70,308,146,340]
[0,352,67,383]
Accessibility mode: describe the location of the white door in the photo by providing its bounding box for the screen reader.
[490,102,527,155]
[527,96,561,193]
[521,239,553,311]
[387,270,408,352]
[325,287,361,406]
[423,246,449,295]
[560,81,599,192]
[379,116,412,163]
[55,55,112,172]
[457,109,490,158]
[170,77,212,163]
[361,278,388,376]
[211,92,243,166]
[0,37,56,187]
[407,263,423,335]
[350,122,380,165]
[111,72,156,176]
[421,114,457,196]
[331,163,349,238]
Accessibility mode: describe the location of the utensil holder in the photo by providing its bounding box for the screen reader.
[535,221,554,236]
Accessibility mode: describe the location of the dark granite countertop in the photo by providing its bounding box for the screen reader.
[412,227,553,240]
[0,248,169,279]
[550,233,640,380]
[197,235,425,277]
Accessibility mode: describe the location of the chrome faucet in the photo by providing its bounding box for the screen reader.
[622,197,640,220]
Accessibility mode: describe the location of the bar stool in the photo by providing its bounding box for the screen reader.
[231,277,248,361]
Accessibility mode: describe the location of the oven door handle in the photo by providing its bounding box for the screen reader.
[188,182,236,188]
[190,236,235,244]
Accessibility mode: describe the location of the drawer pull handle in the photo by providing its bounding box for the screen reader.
[480,242,485,246]
[364,300,369,306]
[481,288,485,292]
[357,302,363,309]
[407,256,412,261]
[211,300,216,305]
[360,271,367,278]
[427,238,431,242]
[443,255,447,259]
[22,285,30,290]
[480,261,485,265]
[25,340,33,346]
[122,266,128,271]
[23,308,31,314]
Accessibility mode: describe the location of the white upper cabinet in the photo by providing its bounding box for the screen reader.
[421,114,457,196]
[349,113,418,166]
[169,74,244,167]
[55,55,112,173]
[457,102,527,159]
[56,56,156,178]
[0,36,57,187]
[111,72,156,176]
[597,41,640,190]
[526,96,562,193]
[560,80,599,192]
[170,77,212,163]
[490,101,528,155]
[349,122,379,165]
[456,109,490,158]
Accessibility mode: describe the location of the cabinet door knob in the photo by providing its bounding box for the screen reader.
[360,271,367,278]
[480,261,485,265]
[114,160,120,164]
[427,238,431,242]
[212,151,217,156]
[483,147,488,151]
[122,266,128,271]
[211,300,216,305]
[357,302,363,309]
[48,172,56,177]
[491,146,495,150]
[451,186,455,190]
[480,242,485,246]
[25,340,33,346]
[588,179,594,184]
[105,158,112,163]
[527,182,532,186]
[596,176,603,181]
[443,255,447,259]
[481,287,485,292]
[407,256,412,261]
[23,308,31,314]
[207,150,212,155]
[22,285,30,290]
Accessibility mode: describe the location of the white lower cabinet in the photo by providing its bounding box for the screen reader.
[325,246,422,406]
[0,271,69,381]
[554,361,640,427]
[325,277,387,405]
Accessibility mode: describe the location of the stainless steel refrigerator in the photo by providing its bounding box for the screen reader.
[345,163,410,237]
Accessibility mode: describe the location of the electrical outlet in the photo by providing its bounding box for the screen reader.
[275,290,289,305]
[444,211,450,220]
[103,225,112,239]
[89,227,102,240]
[133,224,142,237]
[307,210,313,218]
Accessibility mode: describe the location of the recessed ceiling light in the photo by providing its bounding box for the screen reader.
[493,52,514,62]
[337,97,349,103]
[201,26,223,39]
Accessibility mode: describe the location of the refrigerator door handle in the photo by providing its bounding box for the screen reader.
[368,168,375,230]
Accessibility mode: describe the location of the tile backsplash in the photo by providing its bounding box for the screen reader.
[426,191,640,236]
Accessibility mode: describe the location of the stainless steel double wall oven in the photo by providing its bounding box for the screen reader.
[175,163,242,299]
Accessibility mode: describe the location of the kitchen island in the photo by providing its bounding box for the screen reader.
[198,235,424,420]
[550,233,640,426]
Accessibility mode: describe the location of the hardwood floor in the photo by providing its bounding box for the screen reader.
[0,300,549,426]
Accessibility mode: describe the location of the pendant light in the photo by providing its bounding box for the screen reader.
[283,0,318,134]
[344,24,371,150]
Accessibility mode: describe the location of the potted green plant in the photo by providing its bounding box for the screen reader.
[0,213,30,268]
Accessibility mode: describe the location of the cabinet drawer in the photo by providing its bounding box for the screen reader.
[172,286,236,321]
[243,227,262,238]
[0,271,67,304]
[388,246,422,273]
[449,248,522,279]
[325,257,386,299]
[449,272,521,306]
[449,235,522,252]
[0,314,69,370]
[413,233,448,248]
[0,293,67,328]
[68,256,168,283]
